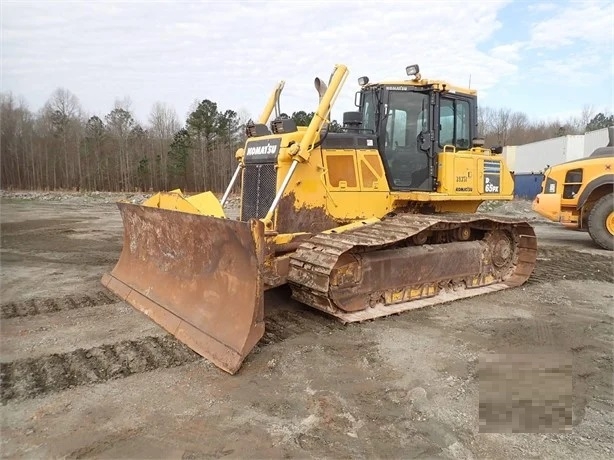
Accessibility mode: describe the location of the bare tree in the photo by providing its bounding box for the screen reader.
[42,88,84,188]
[148,102,180,189]
[105,107,136,190]
[477,106,494,138]
[114,96,134,113]
[491,108,512,146]
[507,112,529,145]
[1,93,27,188]
[575,104,597,133]
[84,116,107,190]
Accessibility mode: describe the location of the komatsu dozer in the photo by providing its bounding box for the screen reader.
[102,64,538,374]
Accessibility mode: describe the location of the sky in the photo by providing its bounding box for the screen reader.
[2,0,613,126]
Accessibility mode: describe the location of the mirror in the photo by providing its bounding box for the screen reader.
[354,91,361,107]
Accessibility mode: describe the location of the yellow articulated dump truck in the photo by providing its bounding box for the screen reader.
[533,127,614,251]
[102,64,537,374]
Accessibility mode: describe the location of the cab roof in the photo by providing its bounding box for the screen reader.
[363,78,477,96]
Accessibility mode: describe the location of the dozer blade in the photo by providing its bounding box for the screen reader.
[101,202,265,374]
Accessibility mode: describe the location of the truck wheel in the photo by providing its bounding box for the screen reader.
[587,193,614,250]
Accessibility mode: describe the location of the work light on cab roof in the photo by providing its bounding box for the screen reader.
[358,76,369,86]
[358,63,421,87]
[405,64,420,79]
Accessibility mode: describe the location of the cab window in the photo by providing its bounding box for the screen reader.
[387,109,407,147]
[361,91,377,133]
[382,90,431,190]
[439,98,470,149]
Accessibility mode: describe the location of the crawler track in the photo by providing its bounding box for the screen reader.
[1,291,117,319]
[288,213,537,322]
[0,336,199,404]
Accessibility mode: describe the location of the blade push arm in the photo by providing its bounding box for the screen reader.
[262,64,349,228]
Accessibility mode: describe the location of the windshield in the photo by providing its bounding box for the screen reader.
[383,90,430,190]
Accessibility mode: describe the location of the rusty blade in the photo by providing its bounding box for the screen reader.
[101,202,265,374]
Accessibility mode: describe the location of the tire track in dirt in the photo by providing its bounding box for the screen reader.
[533,319,555,348]
[260,308,346,346]
[528,248,613,285]
[0,336,200,405]
[1,291,118,319]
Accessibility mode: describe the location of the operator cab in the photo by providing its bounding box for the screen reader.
[346,64,478,192]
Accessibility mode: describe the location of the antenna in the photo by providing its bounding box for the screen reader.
[468,74,472,89]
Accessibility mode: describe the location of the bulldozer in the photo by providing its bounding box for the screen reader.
[532,126,614,250]
[101,64,538,374]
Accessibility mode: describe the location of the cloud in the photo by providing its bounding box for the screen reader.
[1,0,611,125]
[1,0,517,123]
[519,0,613,94]
[527,3,558,13]
[489,42,525,62]
[528,0,613,49]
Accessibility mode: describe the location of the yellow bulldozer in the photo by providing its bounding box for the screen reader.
[102,64,537,374]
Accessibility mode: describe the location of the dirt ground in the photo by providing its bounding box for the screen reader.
[1,192,612,459]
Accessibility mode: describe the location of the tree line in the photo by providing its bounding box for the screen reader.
[0,90,248,193]
[478,105,612,147]
[1,88,612,193]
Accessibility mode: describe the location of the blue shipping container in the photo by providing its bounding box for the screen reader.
[513,173,544,200]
